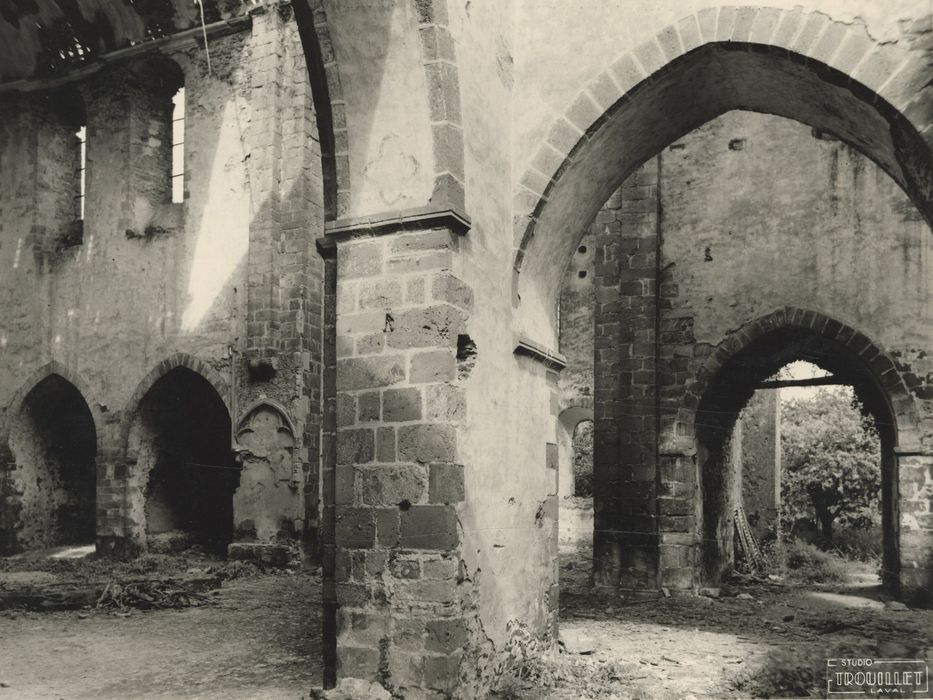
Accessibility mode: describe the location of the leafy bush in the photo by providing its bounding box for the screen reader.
[831,526,882,562]
[781,539,847,583]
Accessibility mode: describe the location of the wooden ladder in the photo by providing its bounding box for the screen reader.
[734,506,765,572]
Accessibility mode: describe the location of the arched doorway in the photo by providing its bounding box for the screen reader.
[694,317,908,594]
[511,17,933,601]
[4,374,97,553]
[128,366,239,553]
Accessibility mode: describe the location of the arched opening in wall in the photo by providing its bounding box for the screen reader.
[515,26,933,601]
[4,375,96,554]
[558,418,596,593]
[515,41,933,347]
[696,329,899,594]
[129,367,239,554]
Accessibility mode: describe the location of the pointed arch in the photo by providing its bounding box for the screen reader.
[684,307,918,591]
[2,360,101,442]
[512,7,933,348]
[234,398,298,452]
[124,352,231,426]
[1,362,99,553]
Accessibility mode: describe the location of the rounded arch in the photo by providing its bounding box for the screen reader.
[512,7,933,348]
[557,405,595,499]
[685,307,916,590]
[123,352,232,434]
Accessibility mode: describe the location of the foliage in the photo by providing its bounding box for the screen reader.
[780,388,881,546]
[572,420,594,497]
[781,538,847,584]
[490,620,634,699]
[831,525,882,562]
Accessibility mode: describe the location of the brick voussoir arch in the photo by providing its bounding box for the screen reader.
[295,0,466,221]
[1,360,103,445]
[412,0,466,212]
[511,5,933,324]
[121,352,233,442]
[294,0,346,221]
[680,308,921,447]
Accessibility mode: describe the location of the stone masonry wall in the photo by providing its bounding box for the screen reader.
[0,7,325,558]
[591,159,661,594]
[329,226,476,697]
[738,389,780,542]
[562,109,933,598]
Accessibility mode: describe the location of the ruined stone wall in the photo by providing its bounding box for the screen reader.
[561,110,933,596]
[738,389,780,542]
[658,112,933,596]
[0,7,325,557]
[558,236,595,413]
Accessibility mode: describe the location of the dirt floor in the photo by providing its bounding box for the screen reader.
[0,549,321,700]
[1,547,931,699]
[494,550,933,699]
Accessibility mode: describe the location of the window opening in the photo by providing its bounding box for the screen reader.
[74,125,86,220]
[171,87,185,203]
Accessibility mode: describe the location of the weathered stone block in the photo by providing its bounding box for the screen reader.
[400,505,458,550]
[389,229,455,256]
[410,350,456,384]
[383,387,423,422]
[428,463,464,504]
[337,429,374,465]
[337,610,390,647]
[356,333,384,355]
[422,555,458,580]
[398,424,457,464]
[385,305,466,349]
[335,507,376,549]
[423,651,462,692]
[390,554,422,579]
[357,392,380,422]
[431,273,473,311]
[336,646,381,680]
[388,650,425,689]
[393,617,426,652]
[336,393,355,427]
[405,277,426,304]
[425,618,468,653]
[358,279,403,309]
[337,310,384,336]
[358,464,428,506]
[375,508,400,547]
[338,241,383,279]
[337,356,406,391]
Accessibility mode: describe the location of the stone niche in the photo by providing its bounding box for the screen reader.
[230,401,302,564]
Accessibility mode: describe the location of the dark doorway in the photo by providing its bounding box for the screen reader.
[134,367,239,553]
[6,375,96,552]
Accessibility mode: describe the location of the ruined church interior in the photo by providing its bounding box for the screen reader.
[0,1,931,698]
